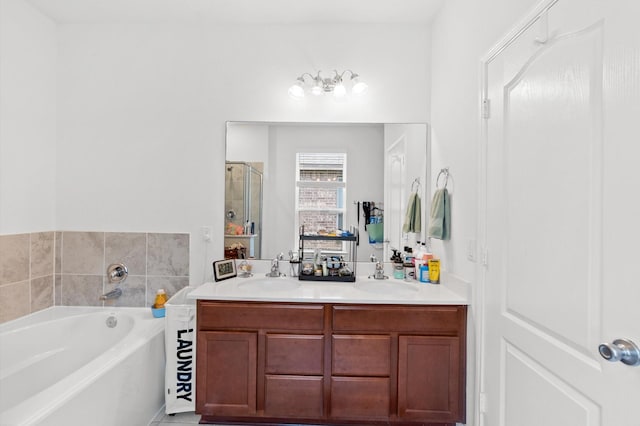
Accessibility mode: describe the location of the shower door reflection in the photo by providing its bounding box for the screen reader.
[224,161,263,259]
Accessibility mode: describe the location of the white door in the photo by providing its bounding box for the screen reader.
[384,124,429,261]
[384,127,407,261]
[481,1,640,425]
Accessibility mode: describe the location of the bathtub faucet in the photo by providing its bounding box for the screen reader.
[100,288,122,300]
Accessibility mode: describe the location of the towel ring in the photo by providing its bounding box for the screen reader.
[436,167,450,189]
[411,178,421,193]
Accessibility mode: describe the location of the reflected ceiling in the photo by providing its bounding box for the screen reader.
[26,0,444,24]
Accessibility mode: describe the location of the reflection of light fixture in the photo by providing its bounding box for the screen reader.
[288,70,368,99]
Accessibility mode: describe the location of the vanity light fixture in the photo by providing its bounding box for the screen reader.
[288,70,368,100]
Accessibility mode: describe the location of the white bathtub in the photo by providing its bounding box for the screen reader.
[0,306,165,425]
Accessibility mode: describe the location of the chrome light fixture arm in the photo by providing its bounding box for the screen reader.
[289,69,368,99]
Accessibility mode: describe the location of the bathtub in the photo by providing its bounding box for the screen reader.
[0,306,165,426]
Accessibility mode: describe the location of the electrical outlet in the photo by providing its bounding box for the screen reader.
[201,226,212,242]
[467,239,477,262]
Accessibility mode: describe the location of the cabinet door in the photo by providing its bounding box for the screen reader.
[397,335,462,423]
[196,331,257,416]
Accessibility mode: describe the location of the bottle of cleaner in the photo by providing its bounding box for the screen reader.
[153,289,168,309]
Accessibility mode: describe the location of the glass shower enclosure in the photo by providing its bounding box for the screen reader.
[224,161,263,259]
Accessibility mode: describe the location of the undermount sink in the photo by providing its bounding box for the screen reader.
[237,278,300,291]
[356,280,420,295]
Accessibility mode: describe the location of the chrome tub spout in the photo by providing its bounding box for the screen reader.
[100,288,122,300]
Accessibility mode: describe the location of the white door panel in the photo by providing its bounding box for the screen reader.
[482,1,640,425]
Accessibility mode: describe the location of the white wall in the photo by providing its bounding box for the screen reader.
[429,1,540,424]
[55,23,431,284]
[429,0,538,282]
[226,123,269,163]
[0,0,57,234]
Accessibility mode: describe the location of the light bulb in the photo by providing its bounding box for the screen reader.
[352,79,368,96]
[333,83,347,98]
[288,82,305,100]
[311,84,324,96]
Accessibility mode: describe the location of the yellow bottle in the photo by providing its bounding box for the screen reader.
[153,289,168,309]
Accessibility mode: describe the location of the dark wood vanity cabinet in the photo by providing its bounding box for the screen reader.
[196,301,466,426]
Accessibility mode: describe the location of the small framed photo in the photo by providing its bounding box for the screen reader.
[213,259,237,281]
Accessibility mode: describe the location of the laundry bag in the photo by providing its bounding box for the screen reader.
[164,286,197,414]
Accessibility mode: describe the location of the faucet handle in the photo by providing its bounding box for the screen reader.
[370,254,378,263]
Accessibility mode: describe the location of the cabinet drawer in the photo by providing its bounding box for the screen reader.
[266,334,324,375]
[332,305,464,334]
[265,375,324,418]
[332,335,390,376]
[198,301,324,331]
[330,377,390,419]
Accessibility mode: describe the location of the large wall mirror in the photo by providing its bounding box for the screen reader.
[224,122,429,262]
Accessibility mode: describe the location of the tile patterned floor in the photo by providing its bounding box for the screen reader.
[148,409,320,426]
[148,410,202,426]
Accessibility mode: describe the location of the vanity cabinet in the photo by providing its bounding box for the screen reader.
[196,301,466,426]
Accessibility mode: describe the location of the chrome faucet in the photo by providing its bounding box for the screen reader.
[368,254,388,280]
[100,287,123,300]
[370,262,388,280]
[266,253,285,277]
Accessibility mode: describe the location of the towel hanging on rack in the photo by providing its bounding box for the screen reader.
[402,191,422,233]
[427,187,450,240]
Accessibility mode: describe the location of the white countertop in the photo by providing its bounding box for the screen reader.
[187,275,468,305]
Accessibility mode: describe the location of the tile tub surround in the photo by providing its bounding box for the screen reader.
[0,232,55,323]
[0,231,190,323]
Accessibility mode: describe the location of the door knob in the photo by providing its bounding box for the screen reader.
[598,338,640,366]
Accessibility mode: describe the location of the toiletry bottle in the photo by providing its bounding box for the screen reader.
[419,264,430,283]
[393,262,404,279]
[428,259,440,284]
[154,289,168,309]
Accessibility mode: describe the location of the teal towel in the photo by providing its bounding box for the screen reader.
[427,188,450,240]
[402,192,422,233]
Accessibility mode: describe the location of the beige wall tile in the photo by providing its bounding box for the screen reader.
[31,232,54,278]
[0,281,30,323]
[61,232,104,275]
[105,233,146,276]
[0,234,30,285]
[31,275,54,312]
[146,276,189,306]
[55,232,62,274]
[61,275,103,306]
[55,274,62,305]
[147,233,189,276]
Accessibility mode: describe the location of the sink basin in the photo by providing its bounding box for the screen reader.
[356,280,420,295]
[237,278,300,291]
